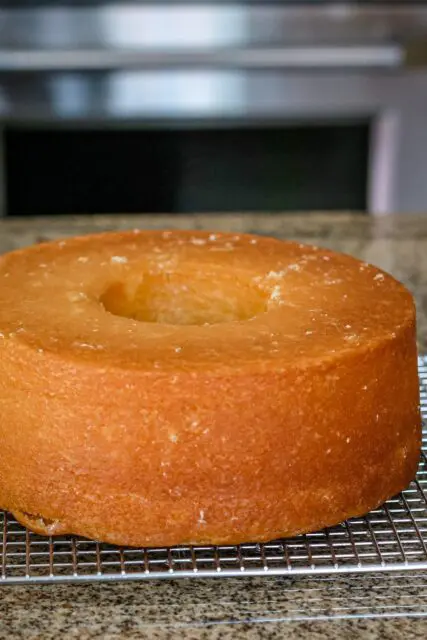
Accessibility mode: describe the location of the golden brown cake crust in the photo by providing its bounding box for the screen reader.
[0,230,421,546]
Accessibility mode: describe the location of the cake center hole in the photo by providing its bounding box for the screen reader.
[100,272,267,326]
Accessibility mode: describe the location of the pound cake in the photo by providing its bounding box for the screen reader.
[0,230,421,546]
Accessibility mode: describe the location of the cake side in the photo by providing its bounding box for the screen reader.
[0,311,420,546]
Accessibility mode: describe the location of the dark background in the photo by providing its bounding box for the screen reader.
[5,124,369,215]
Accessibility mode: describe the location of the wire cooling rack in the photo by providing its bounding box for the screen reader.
[1,357,426,584]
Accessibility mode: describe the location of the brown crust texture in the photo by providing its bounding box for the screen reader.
[0,230,421,546]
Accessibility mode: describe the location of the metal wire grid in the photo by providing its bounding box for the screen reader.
[0,357,426,584]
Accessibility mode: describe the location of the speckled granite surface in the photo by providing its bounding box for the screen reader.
[0,573,427,639]
[0,212,426,638]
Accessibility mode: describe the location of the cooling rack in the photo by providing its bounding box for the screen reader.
[1,357,426,584]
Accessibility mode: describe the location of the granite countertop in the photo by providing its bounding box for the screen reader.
[0,212,426,639]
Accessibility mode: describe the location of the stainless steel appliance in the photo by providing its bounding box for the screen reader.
[1,2,427,215]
